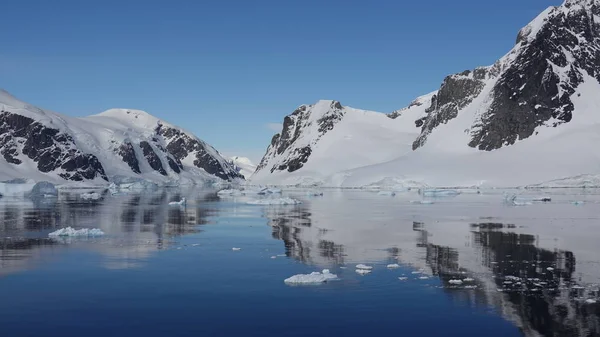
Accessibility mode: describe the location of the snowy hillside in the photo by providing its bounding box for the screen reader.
[0,90,243,184]
[229,156,257,178]
[252,0,600,188]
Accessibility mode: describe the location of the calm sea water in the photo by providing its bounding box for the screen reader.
[1,188,599,337]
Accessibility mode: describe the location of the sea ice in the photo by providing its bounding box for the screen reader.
[168,198,186,207]
[449,279,464,285]
[49,227,105,237]
[398,277,408,281]
[585,299,597,304]
[246,198,302,205]
[28,181,58,198]
[410,200,435,204]
[378,191,396,196]
[356,269,372,275]
[356,264,373,270]
[232,247,241,251]
[80,192,102,201]
[284,270,338,284]
[420,189,460,197]
[306,190,324,196]
[217,189,243,196]
[387,264,400,269]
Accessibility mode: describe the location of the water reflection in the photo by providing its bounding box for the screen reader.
[0,190,221,274]
[265,197,600,337]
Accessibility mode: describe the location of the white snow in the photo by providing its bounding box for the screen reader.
[284,270,338,284]
[250,3,600,190]
[48,227,105,237]
[230,156,257,179]
[0,90,235,185]
[246,197,302,205]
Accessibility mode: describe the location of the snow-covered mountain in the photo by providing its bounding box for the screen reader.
[229,156,257,179]
[0,90,243,184]
[252,0,600,188]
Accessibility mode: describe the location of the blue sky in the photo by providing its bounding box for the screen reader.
[1,0,559,162]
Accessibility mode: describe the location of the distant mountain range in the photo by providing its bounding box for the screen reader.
[0,90,242,184]
[252,0,600,188]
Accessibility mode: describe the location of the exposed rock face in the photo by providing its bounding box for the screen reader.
[118,142,141,174]
[414,0,600,151]
[139,141,167,176]
[0,111,107,181]
[256,100,345,174]
[413,69,488,150]
[158,124,243,180]
[0,94,242,182]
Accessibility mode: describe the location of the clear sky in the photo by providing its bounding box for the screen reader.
[1,0,560,163]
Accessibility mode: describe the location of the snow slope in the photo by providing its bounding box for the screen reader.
[0,89,242,184]
[252,0,600,188]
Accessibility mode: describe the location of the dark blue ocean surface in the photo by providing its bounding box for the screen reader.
[1,189,599,337]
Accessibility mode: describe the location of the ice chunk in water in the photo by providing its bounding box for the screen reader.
[49,227,105,237]
[449,279,464,285]
[586,299,597,304]
[356,269,372,275]
[246,198,302,205]
[378,191,396,196]
[420,189,460,197]
[356,264,373,270]
[168,198,186,207]
[232,247,241,251]
[284,270,338,284]
[398,277,408,281]
[387,264,400,269]
[410,200,434,205]
[28,181,58,198]
[80,192,102,201]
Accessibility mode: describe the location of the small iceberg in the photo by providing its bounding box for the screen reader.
[463,278,475,282]
[232,247,241,251]
[284,269,338,284]
[378,191,396,197]
[80,192,102,201]
[49,227,105,237]
[448,279,464,285]
[356,269,372,275]
[410,200,434,205]
[586,299,597,304]
[169,198,187,207]
[217,189,243,197]
[420,189,460,197]
[504,194,532,206]
[306,190,324,196]
[257,187,282,195]
[246,197,302,205]
[356,264,373,270]
[398,277,408,281]
[387,264,400,269]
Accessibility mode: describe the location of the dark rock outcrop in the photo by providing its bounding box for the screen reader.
[0,111,107,181]
[117,142,141,174]
[139,141,167,176]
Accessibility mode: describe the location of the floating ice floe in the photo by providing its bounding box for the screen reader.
[80,192,102,201]
[306,190,324,196]
[232,247,241,251]
[356,269,372,275]
[270,256,277,259]
[217,189,243,196]
[27,181,58,199]
[410,200,435,205]
[246,197,302,205]
[49,227,105,237]
[420,189,460,197]
[377,191,396,197]
[586,299,597,304]
[356,264,373,270]
[387,264,400,269]
[398,277,408,281]
[463,278,475,282]
[168,198,186,207]
[419,276,430,280]
[257,187,282,195]
[547,267,555,271]
[284,269,338,284]
[449,279,464,285]
[571,201,585,206]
